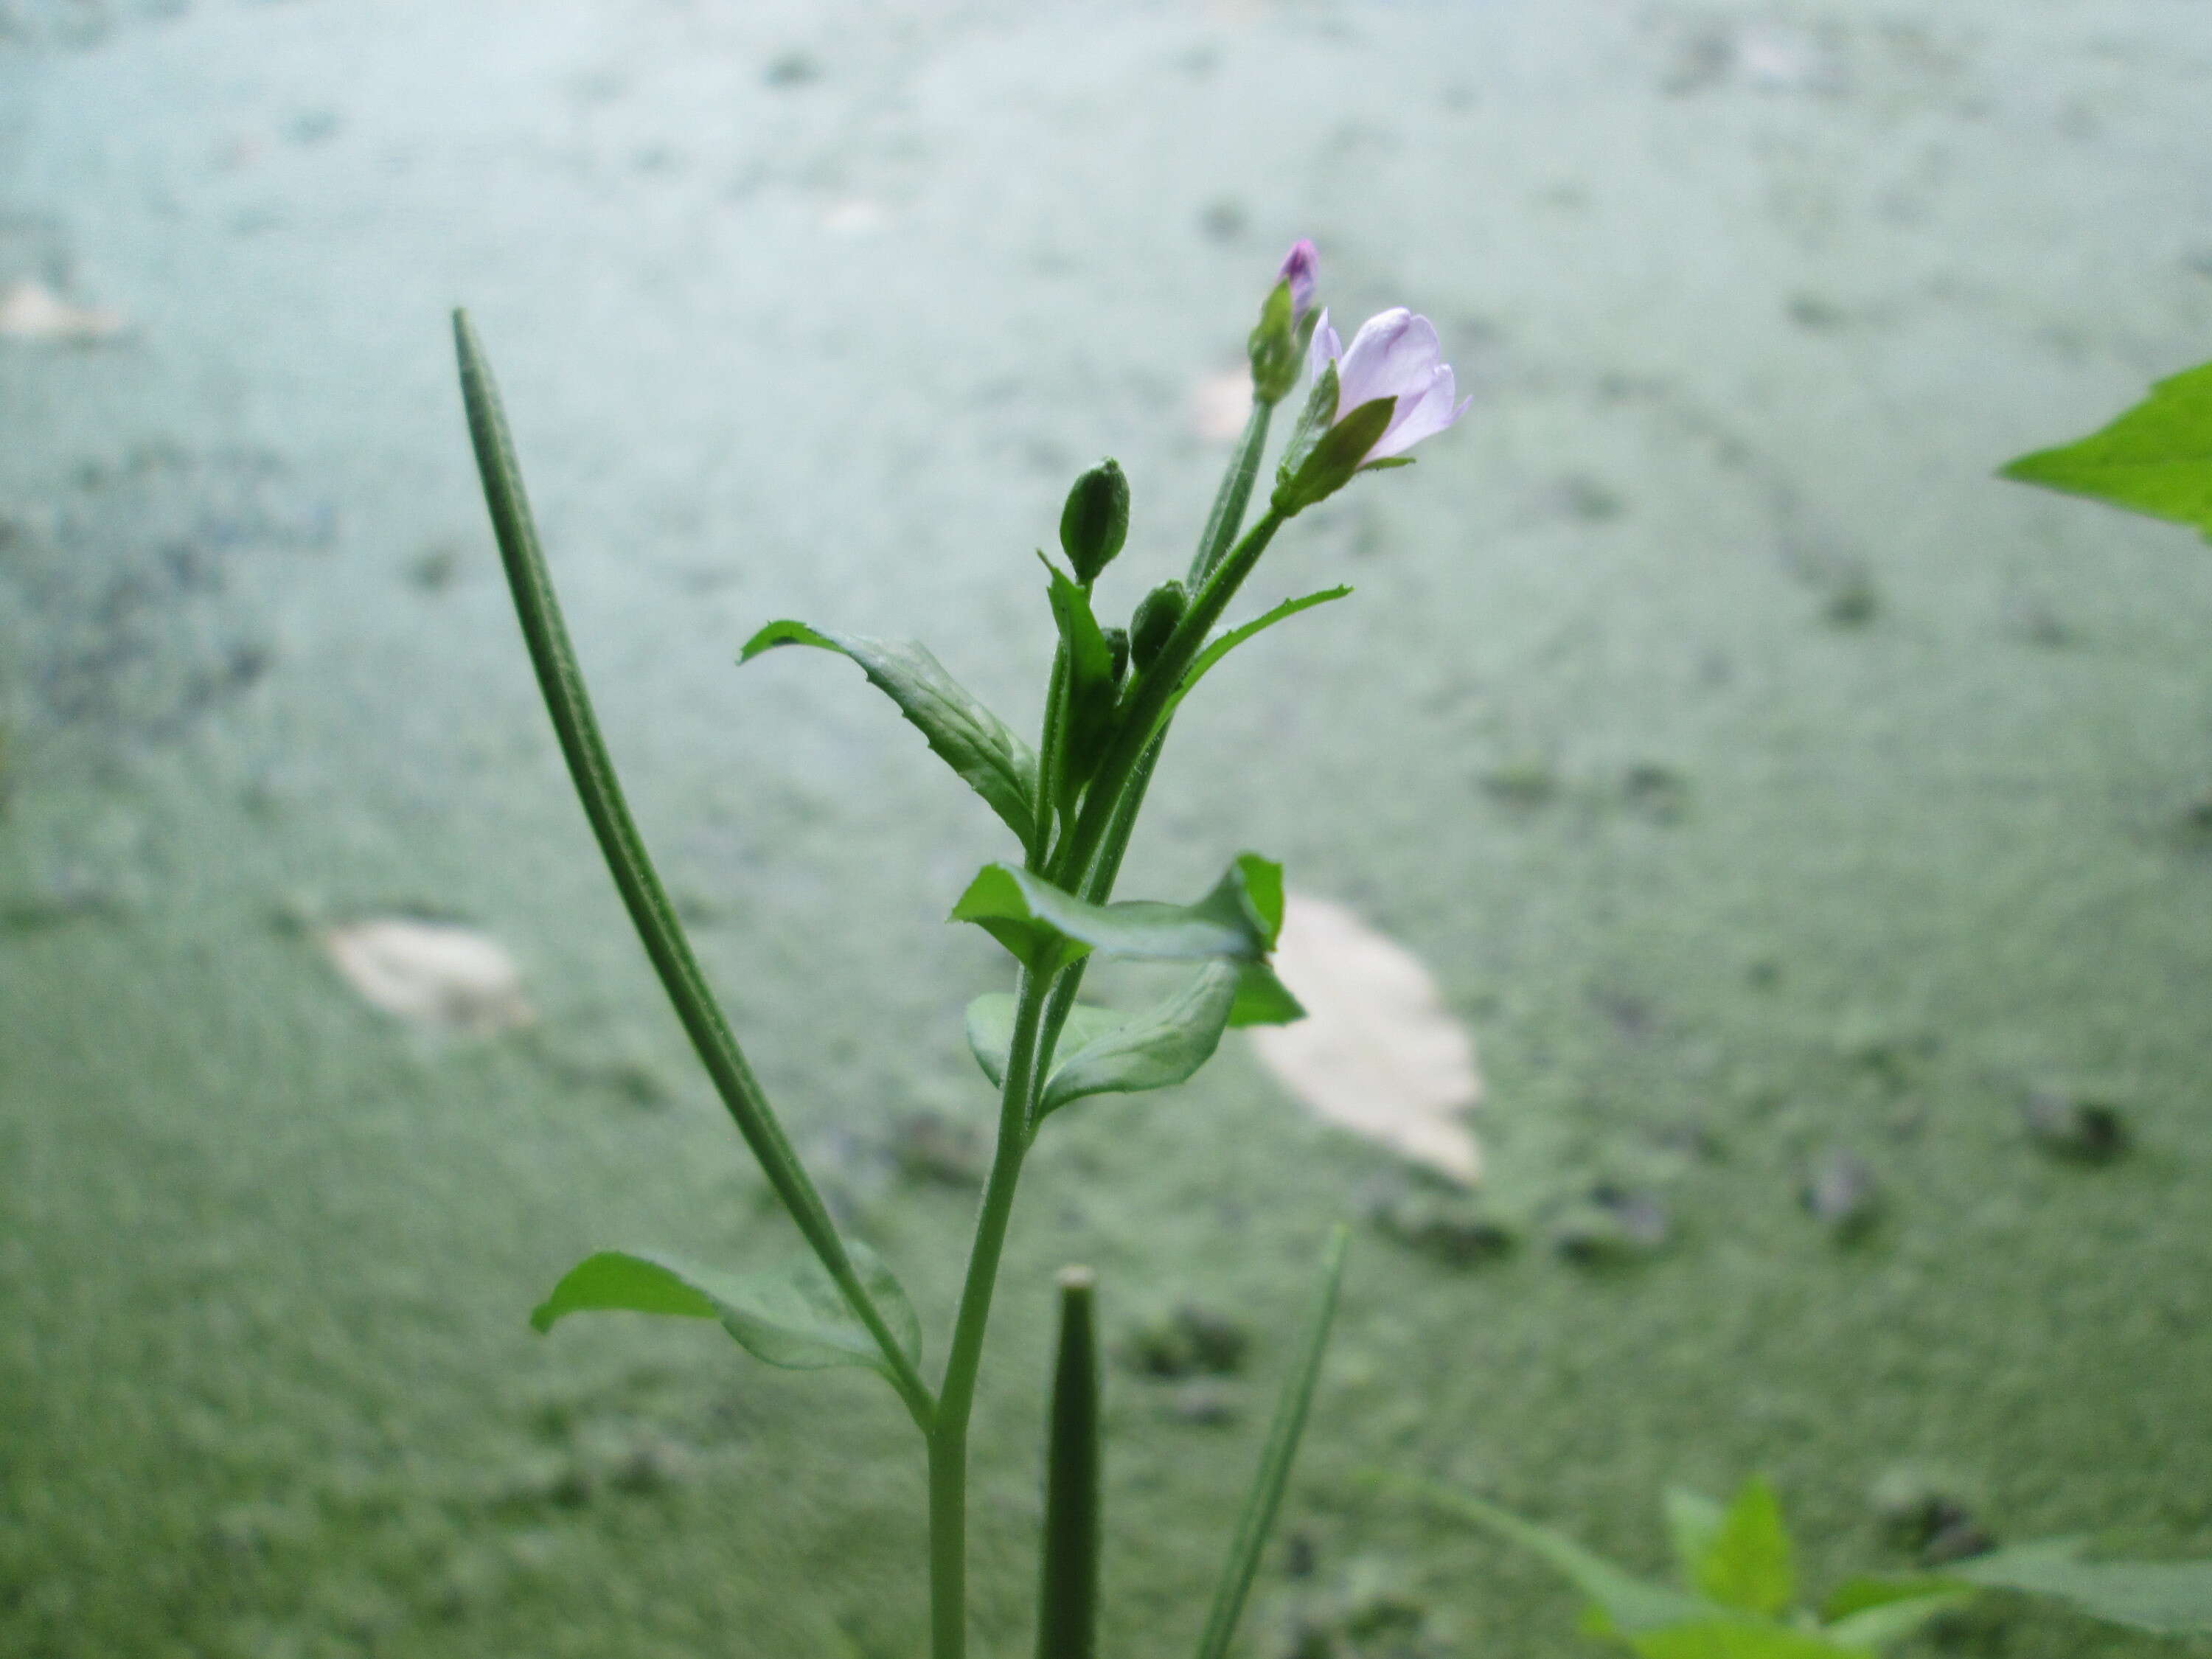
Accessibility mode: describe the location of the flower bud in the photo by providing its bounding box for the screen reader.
[1102,625,1131,689]
[1128,579,1187,670]
[1247,241,1323,408]
[1059,459,1130,585]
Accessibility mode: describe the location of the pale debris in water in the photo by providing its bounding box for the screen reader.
[0,280,128,343]
[1248,893,1483,1185]
[321,918,533,1034]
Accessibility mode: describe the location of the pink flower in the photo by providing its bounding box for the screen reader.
[1305,307,1470,462]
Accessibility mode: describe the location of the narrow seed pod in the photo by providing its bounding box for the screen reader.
[1060,459,1130,584]
[1128,580,1187,670]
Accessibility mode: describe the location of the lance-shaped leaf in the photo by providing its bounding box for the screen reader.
[1192,1225,1349,1659]
[950,853,1281,973]
[1818,1577,1976,1651]
[2000,360,2212,540]
[531,1245,922,1385]
[741,621,1040,850]
[1951,1537,2212,1635]
[1152,585,1352,733]
[1410,1482,1719,1635]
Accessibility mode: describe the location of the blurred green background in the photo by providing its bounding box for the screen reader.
[3,2,2210,1655]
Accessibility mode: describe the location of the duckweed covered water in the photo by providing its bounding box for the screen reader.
[4,4,2211,1655]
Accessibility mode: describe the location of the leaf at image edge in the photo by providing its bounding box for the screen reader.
[1954,1538,2212,1635]
[2000,359,2212,541]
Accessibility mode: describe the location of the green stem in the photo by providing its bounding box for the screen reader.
[453,310,936,1431]
[930,960,1054,1659]
[1031,397,1274,1123]
[1189,400,1275,586]
[1054,507,1288,891]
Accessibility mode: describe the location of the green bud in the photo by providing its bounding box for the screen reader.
[1247,281,1319,407]
[1059,459,1130,584]
[1128,579,1187,670]
[1102,626,1131,689]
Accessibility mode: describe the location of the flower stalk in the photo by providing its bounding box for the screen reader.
[459,240,1464,1659]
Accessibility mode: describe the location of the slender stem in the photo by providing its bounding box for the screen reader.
[929,961,1054,1659]
[453,311,936,1431]
[1190,400,1275,587]
[1053,507,1288,892]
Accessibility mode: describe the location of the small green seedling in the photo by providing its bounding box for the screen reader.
[1409,1475,2212,1655]
[456,240,1464,1658]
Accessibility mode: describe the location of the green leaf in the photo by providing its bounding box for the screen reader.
[949,855,1280,973]
[1039,962,1241,1118]
[530,1245,922,1385]
[1412,1484,1718,1635]
[1227,961,1305,1027]
[1818,1577,1975,1652]
[1153,586,1352,735]
[456,313,933,1431]
[740,620,1040,849]
[1192,1225,1349,1659]
[965,994,1124,1091]
[1952,1537,2212,1635]
[1695,1477,1795,1618]
[2000,360,2212,540]
[1273,396,1396,515]
[1628,1621,1847,1659]
[1665,1489,1728,1589]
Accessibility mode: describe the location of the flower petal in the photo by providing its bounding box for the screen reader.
[1306,308,1342,390]
[1334,308,1417,410]
[1368,366,1467,460]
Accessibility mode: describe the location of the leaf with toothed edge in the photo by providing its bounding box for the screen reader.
[740,621,1040,850]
